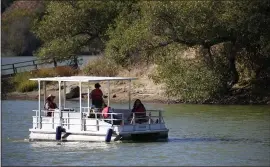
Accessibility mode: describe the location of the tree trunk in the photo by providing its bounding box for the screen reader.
[227,42,239,88]
[73,56,78,69]
[53,58,57,67]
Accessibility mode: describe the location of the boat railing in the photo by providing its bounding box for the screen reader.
[32,109,124,130]
[129,110,165,125]
[32,108,165,131]
[81,107,165,124]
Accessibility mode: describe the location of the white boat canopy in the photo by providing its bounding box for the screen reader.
[30,76,137,117]
[29,76,138,82]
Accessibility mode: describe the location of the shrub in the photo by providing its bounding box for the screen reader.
[155,59,227,102]
[16,80,38,92]
[83,57,120,77]
[13,71,31,84]
[13,72,33,92]
[152,44,229,103]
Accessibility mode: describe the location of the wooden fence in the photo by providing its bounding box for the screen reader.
[1,57,78,78]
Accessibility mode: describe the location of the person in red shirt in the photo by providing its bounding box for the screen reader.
[129,99,147,123]
[132,99,146,117]
[90,83,106,108]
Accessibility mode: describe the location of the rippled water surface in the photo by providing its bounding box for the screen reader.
[2,100,270,166]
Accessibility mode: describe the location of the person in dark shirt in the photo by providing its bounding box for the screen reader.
[132,99,146,117]
[90,83,105,108]
[45,94,58,117]
[129,99,147,123]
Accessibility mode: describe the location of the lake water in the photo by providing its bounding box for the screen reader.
[2,100,270,166]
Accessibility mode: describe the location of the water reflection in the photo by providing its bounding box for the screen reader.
[9,137,264,144]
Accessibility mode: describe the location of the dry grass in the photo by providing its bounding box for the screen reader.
[34,68,55,77]
[13,66,78,92]
[12,62,166,102]
[105,64,166,102]
[83,57,120,77]
[17,80,38,92]
[54,66,78,76]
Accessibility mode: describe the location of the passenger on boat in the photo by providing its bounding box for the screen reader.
[90,83,105,108]
[44,94,58,117]
[102,106,122,125]
[129,99,148,123]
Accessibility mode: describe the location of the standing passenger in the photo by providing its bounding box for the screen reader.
[90,83,105,108]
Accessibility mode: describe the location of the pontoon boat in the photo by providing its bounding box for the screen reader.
[29,76,169,142]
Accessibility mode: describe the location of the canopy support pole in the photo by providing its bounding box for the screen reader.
[129,80,131,111]
[43,81,46,107]
[63,81,66,109]
[88,83,90,110]
[58,81,62,127]
[107,81,110,106]
[79,82,83,131]
[38,80,41,129]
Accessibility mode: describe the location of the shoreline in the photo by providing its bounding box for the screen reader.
[3,91,169,104]
[4,91,270,105]
[2,65,270,105]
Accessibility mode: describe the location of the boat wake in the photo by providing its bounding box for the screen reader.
[5,137,265,145]
[168,137,263,143]
[5,138,30,143]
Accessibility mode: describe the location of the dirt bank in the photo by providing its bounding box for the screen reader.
[4,66,169,104]
[3,65,270,105]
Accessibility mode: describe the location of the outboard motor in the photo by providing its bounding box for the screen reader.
[56,126,65,141]
[105,128,113,142]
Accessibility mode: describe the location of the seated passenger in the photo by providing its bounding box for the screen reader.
[102,106,122,125]
[129,99,147,123]
[44,94,58,117]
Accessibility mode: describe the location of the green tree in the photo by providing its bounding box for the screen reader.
[1,2,44,56]
[1,0,15,13]
[105,0,270,102]
[33,1,126,64]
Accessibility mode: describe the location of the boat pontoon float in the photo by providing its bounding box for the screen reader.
[29,76,169,142]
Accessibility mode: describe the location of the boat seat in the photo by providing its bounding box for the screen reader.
[112,109,131,119]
